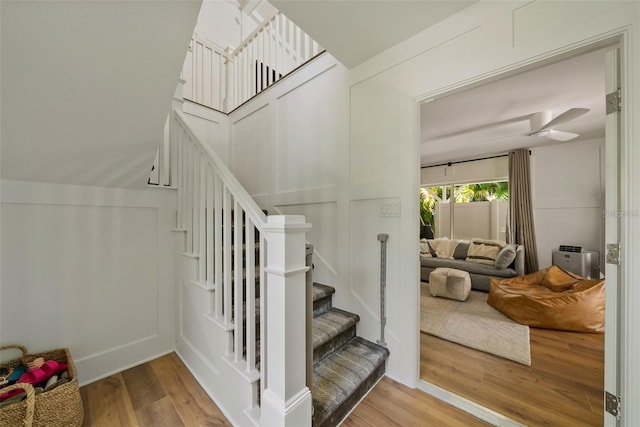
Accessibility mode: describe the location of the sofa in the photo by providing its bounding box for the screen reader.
[420,238,525,292]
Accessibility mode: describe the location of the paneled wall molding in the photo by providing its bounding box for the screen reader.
[1,180,176,209]
[272,186,338,206]
[1,180,177,385]
[534,199,603,209]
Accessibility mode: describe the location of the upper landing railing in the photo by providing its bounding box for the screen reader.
[181,11,323,113]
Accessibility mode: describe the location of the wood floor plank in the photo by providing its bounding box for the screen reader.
[82,374,139,427]
[421,327,605,427]
[80,385,91,427]
[150,353,231,426]
[342,377,489,427]
[121,362,167,411]
[135,395,184,427]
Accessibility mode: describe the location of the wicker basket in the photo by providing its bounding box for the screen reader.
[0,345,83,427]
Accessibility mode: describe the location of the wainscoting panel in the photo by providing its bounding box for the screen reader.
[275,201,338,285]
[0,181,177,385]
[513,2,624,48]
[183,102,229,166]
[275,65,342,193]
[231,104,272,197]
[531,140,605,267]
[348,198,401,341]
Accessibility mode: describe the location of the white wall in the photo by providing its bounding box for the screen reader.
[183,101,231,166]
[228,53,349,291]
[346,3,640,419]
[532,138,605,268]
[0,180,177,385]
[194,0,242,50]
[0,1,201,188]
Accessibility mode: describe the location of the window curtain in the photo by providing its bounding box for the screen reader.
[508,148,539,273]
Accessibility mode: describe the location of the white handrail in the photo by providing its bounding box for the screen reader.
[171,106,312,423]
[174,110,267,227]
[176,11,323,114]
[234,10,280,55]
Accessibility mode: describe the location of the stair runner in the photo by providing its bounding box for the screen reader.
[311,283,390,427]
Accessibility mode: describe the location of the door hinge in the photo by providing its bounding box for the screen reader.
[606,243,621,265]
[606,88,621,114]
[605,391,621,419]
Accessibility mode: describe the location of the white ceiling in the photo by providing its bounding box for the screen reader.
[270,0,475,69]
[1,1,201,188]
[421,47,608,166]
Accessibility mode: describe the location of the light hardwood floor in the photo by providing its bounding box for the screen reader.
[81,352,488,426]
[420,328,604,426]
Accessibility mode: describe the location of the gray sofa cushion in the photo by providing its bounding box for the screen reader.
[495,244,517,269]
[420,257,517,278]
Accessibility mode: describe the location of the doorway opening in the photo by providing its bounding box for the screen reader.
[417,43,617,426]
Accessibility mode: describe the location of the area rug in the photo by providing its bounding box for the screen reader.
[421,282,531,366]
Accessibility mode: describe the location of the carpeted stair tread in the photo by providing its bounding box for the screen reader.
[313,283,336,317]
[312,283,335,302]
[312,336,390,427]
[312,308,359,350]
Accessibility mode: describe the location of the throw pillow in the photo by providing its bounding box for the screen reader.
[494,244,517,269]
[466,238,506,266]
[453,242,470,260]
[419,239,432,257]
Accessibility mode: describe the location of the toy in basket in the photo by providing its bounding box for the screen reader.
[0,345,83,427]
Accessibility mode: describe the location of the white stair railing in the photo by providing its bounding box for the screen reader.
[171,108,312,425]
[228,11,322,110]
[178,11,323,114]
[181,35,228,111]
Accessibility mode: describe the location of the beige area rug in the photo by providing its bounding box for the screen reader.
[421,282,531,366]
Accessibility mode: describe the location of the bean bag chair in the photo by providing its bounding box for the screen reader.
[487,265,605,333]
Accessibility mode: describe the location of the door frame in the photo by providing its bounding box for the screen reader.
[414,29,631,425]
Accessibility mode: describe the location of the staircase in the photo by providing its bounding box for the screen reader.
[311,283,390,426]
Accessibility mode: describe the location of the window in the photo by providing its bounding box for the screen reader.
[420,181,509,241]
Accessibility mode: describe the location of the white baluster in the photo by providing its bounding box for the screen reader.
[186,141,194,252]
[223,187,233,326]
[214,173,223,317]
[176,122,183,227]
[198,156,206,280]
[193,147,200,255]
[234,202,243,362]
[259,233,266,399]
[206,165,214,286]
[245,219,256,372]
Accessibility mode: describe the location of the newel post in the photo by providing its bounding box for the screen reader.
[169,78,186,187]
[261,215,312,426]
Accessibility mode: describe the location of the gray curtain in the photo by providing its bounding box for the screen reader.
[508,149,539,273]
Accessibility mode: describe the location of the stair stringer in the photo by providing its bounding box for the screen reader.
[174,248,259,426]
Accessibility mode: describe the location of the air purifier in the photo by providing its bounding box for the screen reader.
[552,245,600,279]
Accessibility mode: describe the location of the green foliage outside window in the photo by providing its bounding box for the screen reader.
[419,181,509,234]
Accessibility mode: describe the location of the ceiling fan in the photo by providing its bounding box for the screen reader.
[527,108,590,141]
[480,107,590,144]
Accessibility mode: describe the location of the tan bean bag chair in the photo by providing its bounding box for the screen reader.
[487,265,605,333]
